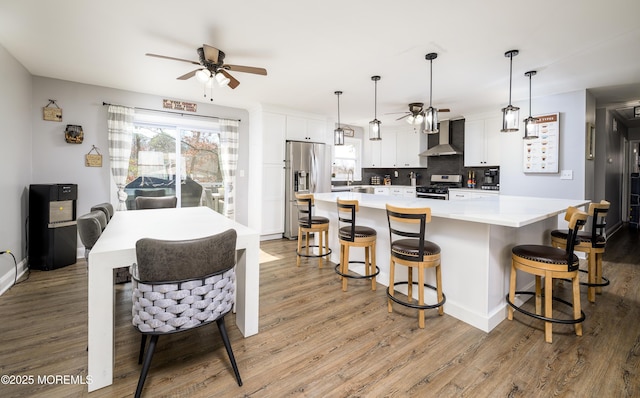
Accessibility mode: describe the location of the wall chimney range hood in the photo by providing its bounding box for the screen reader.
[420,120,463,157]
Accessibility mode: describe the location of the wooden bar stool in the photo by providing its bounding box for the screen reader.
[385,204,445,329]
[295,193,331,267]
[336,199,379,291]
[507,207,588,343]
[551,200,610,303]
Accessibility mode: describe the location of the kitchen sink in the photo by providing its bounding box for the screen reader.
[350,186,374,194]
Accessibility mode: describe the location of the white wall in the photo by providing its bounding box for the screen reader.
[0,44,32,294]
[499,90,588,199]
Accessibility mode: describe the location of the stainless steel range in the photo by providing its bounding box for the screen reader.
[416,174,463,200]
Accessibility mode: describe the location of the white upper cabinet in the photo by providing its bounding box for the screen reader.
[395,129,424,167]
[464,117,501,167]
[363,137,382,167]
[262,112,286,164]
[363,128,425,168]
[285,115,326,143]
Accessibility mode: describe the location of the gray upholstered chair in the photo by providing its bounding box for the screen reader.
[135,195,177,210]
[131,229,242,397]
[91,202,114,222]
[77,210,107,261]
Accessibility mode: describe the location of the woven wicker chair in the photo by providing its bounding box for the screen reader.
[131,229,242,397]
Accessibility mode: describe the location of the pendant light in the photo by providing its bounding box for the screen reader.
[334,91,345,146]
[369,76,382,141]
[501,49,520,132]
[423,53,439,134]
[523,70,539,140]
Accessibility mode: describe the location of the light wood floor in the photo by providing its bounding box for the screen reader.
[1,226,639,397]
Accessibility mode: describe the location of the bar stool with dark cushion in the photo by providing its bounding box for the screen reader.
[507,207,588,343]
[550,200,610,303]
[135,195,178,210]
[337,199,379,291]
[386,204,444,328]
[295,193,331,267]
[91,202,114,222]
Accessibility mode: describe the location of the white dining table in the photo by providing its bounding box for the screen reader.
[87,206,260,392]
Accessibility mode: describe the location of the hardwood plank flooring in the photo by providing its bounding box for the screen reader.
[0,226,638,397]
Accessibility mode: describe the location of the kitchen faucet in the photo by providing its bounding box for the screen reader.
[347,170,354,186]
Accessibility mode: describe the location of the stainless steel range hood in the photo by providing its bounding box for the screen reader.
[419,120,463,157]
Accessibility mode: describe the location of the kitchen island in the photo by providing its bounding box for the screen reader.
[313,192,589,332]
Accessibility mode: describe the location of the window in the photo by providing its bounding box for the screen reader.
[125,112,224,212]
[332,137,362,182]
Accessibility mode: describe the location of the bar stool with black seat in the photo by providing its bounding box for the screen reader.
[507,207,589,343]
[386,204,445,328]
[550,200,610,303]
[295,193,331,267]
[336,199,379,291]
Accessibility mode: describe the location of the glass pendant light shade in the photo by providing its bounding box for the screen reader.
[369,76,382,140]
[334,91,345,146]
[369,119,381,140]
[334,127,345,146]
[501,104,520,132]
[423,106,438,134]
[523,70,539,140]
[501,50,520,132]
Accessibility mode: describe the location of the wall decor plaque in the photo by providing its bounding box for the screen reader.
[163,99,197,112]
[43,99,62,122]
[85,145,103,167]
[523,113,559,173]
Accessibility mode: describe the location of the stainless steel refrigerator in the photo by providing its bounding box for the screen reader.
[284,141,331,239]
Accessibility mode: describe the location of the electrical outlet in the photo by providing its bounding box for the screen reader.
[560,170,573,180]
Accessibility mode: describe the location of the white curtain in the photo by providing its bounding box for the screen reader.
[107,105,134,211]
[219,119,239,220]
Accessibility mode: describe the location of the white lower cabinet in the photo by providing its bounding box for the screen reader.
[449,189,499,200]
[374,186,415,197]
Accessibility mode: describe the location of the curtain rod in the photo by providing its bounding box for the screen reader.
[102,102,241,122]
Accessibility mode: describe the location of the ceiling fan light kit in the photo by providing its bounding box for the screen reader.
[334,91,345,146]
[146,44,267,97]
[423,52,439,134]
[501,49,520,132]
[523,70,539,140]
[369,75,382,141]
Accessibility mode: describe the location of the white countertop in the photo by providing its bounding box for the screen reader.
[314,192,589,228]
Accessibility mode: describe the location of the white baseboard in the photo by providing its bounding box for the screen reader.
[0,257,29,297]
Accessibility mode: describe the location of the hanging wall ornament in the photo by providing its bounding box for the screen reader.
[43,99,63,122]
[65,124,84,144]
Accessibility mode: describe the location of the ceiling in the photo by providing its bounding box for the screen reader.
[1,0,639,128]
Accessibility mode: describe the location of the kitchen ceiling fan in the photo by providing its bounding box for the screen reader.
[390,102,450,123]
[146,44,267,89]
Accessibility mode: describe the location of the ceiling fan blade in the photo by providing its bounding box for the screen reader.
[221,70,240,89]
[177,69,199,80]
[439,108,451,112]
[202,44,220,63]
[146,53,200,66]
[396,114,411,121]
[224,64,267,76]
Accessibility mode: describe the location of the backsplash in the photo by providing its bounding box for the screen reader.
[338,119,500,189]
